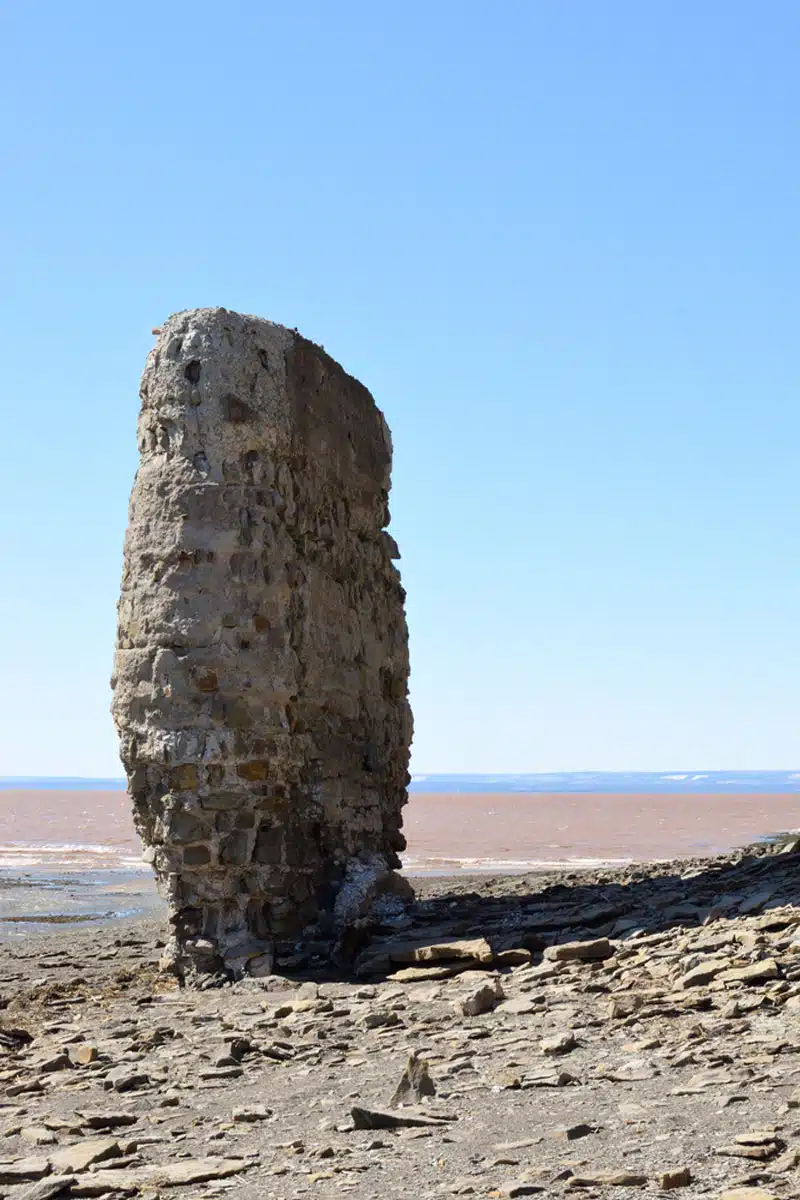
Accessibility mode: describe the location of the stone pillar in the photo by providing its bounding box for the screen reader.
[111,309,412,975]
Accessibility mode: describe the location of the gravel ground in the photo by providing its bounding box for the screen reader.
[3,844,800,1200]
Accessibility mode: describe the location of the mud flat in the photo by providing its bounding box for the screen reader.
[4,841,800,1198]
[5,788,799,871]
[401,791,800,868]
[4,790,799,939]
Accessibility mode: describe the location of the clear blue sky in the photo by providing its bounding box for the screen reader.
[2,1,799,776]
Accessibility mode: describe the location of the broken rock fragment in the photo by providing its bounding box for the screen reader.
[454,979,505,1016]
[659,1167,692,1189]
[390,1051,437,1106]
[544,938,614,962]
[0,1158,52,1185]
[351,1106,454,1130]
[567,1170,648,1188]
[50,1138,122,1173]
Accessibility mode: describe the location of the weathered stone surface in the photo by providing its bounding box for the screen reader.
[68,1157,252,1193]
[0,1026,33,1051]
[544,938,614,963]
[716,959,779,986]
[15,1181,73,1200]
[392,937,495,965]
[50,1137,122,1173]
[498,996,540,1015]
[112,308,412,972]
[679,960,724,987]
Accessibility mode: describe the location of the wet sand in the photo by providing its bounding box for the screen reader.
[0,790,154,936]
[3,789,799,869]
[0,789,140,869]
[402,791,800,869]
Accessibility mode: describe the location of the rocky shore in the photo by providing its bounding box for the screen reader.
[3,842,800,1199]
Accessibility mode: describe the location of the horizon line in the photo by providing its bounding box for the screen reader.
[3,768,800,782]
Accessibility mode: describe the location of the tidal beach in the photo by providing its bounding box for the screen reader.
[2,786,799,934]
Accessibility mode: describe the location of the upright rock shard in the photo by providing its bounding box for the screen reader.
[111,309,412,974]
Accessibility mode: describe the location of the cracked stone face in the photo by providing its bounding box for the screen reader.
[111,308,413,973]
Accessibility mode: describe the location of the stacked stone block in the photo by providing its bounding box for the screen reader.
[111,309,412,973]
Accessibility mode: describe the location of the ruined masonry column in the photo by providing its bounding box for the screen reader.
[111,308,413,975]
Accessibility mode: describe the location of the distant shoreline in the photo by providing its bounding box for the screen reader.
[4,769,800,793]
